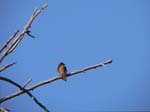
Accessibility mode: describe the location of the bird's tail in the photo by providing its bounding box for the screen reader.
[62,74,67,81]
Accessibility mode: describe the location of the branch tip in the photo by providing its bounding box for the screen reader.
[0,62,16,72]
[41,3,48,10]
[23,78,32,88]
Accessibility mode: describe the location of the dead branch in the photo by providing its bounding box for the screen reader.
[0,62,16,72]
[0,30,19,53]
[0,76,50,112]
[0,59,112,104]
[0,107,10,112]
[28,59,112,91]
[69,59,112,76]
[23,78,32,88]
[0,2,112,112]
[0,3,49,112]
[0,3,48,63]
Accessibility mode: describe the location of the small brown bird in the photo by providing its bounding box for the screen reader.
[57,62,67,81]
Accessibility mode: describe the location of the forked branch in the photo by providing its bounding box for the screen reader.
[0,3,48,63]
[0,3,49,112]
[0,76,50,112]
[0,2,113,112]
[0,59,112,104]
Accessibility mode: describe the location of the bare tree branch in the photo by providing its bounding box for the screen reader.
[69,59,112,76]
[0,30,19,53]
[0,62,16,72]
[0,3,48,63]
[0,4,50,111]
[23,78,32,88]
[0,76,50,112]
[0,59,112,104]
[0,107,10,112]
[0,2,112,112]
[29,59,113,91]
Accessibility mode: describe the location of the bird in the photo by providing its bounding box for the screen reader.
[57,62,67,81]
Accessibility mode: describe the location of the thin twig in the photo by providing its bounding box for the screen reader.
[23,78,32,88]
[0,59,112,103]
[0,3,48,63]
[70,59,112,76]
[0,107,10,112]
[0,30,19,53]
[0,76,50,112]
[0,62,16,72]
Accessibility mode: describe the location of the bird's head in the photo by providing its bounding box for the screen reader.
[59,62,65,65]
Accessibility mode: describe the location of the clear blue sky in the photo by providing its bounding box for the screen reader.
[0,0,149,112]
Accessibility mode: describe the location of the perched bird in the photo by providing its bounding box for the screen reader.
[57,62,67,81]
